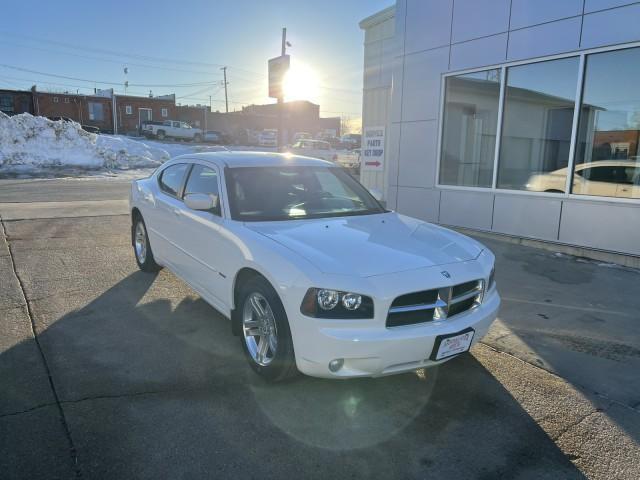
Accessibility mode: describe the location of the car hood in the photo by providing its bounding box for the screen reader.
[246,212,483,277]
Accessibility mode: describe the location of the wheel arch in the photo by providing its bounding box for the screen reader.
[230,267,271,336]
[130,207,142,245]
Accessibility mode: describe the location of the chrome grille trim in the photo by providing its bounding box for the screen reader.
[386,279,484,328]
[388,299,447,314]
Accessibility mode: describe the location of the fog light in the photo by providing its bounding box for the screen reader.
[329,358,344,372]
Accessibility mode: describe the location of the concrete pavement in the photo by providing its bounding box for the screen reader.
[0,176,638,479]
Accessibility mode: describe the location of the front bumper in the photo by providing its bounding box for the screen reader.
[292,289,500,378]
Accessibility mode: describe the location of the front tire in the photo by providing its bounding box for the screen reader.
[132,216,161,272]
[238,276,297,381]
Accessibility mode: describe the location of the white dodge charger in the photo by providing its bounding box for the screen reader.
[129,152,500,380]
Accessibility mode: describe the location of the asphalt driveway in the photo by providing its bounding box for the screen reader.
[0,177,638,479]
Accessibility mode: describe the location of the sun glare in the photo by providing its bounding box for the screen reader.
[283,63,320,102]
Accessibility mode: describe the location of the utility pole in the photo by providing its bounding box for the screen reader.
[278,27,287,151]
[221,66,229,113]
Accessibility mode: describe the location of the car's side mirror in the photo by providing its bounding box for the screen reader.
[369,188,384,202]
[184,193,219,212]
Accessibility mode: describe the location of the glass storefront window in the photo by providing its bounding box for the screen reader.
[439,69,501,188]
[497,57,579,192]
[574,47,640,199]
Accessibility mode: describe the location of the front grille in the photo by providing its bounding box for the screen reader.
[386,279,483,328]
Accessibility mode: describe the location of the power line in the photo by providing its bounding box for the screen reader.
[0,30,262,77]
[0,38,226,76]
[0,63,220,88]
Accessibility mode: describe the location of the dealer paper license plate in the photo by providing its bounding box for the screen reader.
[433,329,475,361]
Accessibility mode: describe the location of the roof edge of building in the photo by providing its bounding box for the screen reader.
[359,5,395,30]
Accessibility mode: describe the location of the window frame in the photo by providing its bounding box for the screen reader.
[181,162,223,217]
[157,162,190,199]
[125,105,132,115]
[161,108,168,118]
[436,41,640,204]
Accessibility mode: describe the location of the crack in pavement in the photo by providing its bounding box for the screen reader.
[0,213,83,479]
[552,407,609,443]
[478,342,640,415]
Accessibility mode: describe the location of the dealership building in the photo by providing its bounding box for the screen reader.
[359,1,640,260]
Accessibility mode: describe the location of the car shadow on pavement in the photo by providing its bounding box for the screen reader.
[2,270,587,479]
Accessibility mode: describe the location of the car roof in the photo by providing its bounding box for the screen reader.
[170,151,334,168]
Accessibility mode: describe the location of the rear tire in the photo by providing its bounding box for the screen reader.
[238,276,298,381]
[132,216,161,273]
[194,133,202,143]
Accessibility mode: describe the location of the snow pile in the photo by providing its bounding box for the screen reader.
[0,112,169,171]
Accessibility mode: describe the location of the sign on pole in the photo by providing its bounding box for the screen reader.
[268,55,290,99]
[362,126,385,171]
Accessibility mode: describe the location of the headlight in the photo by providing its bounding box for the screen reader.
[317,289,340,310]
[301,288,373,319]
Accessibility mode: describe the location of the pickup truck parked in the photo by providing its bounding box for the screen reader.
[142,120,203,142]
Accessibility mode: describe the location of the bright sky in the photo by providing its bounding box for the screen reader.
[0,0,392,121]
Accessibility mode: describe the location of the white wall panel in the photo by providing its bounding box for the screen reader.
[401,47,449,122]
[510,0,583,30]
[387,122,401,187]
[492,195,562,240]
[585,0,638,13]
[390,56,404,123]
[508,17,582,60]
[363,40,383,89]
[396,187,441,222]
[452,0,510,43]
[439,190,494,230]
[397,120,438,188]
[405,0,453,54]
[581,3,640,48]
[559,201,640,255]
[450,34,507,70]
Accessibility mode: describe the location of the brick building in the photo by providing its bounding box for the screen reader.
[113,94,176,134]
[176,104,208,130]
[0,86,342,142]
[205,100,341,143]
[34,91,113,132]
[0,89,34,116]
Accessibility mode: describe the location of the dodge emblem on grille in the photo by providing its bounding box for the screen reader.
[441,271,451,279]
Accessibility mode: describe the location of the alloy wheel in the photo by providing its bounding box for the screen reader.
[134,221,147,264]
[242,292,278,366]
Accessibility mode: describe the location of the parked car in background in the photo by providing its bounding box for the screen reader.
[204,130,223,144]
[322,136,344,149]
[341,133,361,150]
[129,152,499,380]
[287,139,338,162]
[258,129,278,147]
[142,120,203,142]
[526,160,640,198]
[293,132,312,142]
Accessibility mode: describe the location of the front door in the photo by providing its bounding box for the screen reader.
[148,163,190,269]
[138,108,152,131]
[175,162,229,310]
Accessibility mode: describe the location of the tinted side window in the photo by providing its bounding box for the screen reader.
[583,166,622,183]
[184,165,219,197]
[159,164,189,196]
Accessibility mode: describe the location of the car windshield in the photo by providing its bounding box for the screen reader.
[226,166,385,221]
